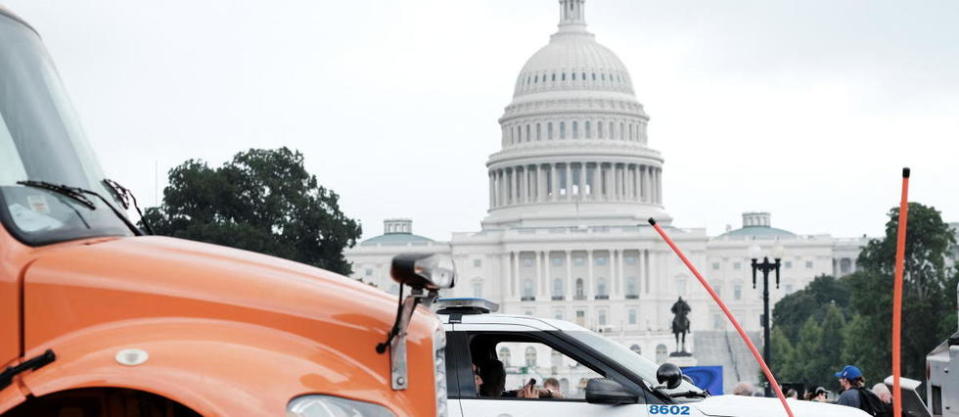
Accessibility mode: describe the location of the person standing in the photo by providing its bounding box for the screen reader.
[835,365,865,408]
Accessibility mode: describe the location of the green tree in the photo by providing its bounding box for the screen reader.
[770,326,797,382]
[772,275,852,341]
[143,147,362,275]
[846,203,958,381]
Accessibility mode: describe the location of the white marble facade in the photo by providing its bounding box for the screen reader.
[345,0,867,365]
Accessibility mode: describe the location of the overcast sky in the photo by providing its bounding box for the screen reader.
[4,0,957,241]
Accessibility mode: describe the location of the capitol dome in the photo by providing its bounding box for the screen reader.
[483,0,669,229]
[514,22,634,97]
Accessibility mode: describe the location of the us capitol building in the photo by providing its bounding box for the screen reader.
[346,0,866,389]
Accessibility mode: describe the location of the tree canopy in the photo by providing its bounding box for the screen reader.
[142,147,362,275]
[771,202,957,388]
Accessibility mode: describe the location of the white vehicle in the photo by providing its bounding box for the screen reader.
[437,298,867,417]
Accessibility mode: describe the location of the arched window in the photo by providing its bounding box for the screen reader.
[734,281,743,300]
[526,124,531,142]
[572,121,579,139]
[552,278,564,299]
[628,309,637,325]
[840,258,852,274]
[655,344,668,364]
[562,73,566,81]
[630,344,642,355]
[551,73,556,82]
[575,278,585,299]
[598,310,607,325]
[601,73,606,81]
[592,73,596,81]
[548,122,554,139]
[596,277,608,298]
[499,347,511,367]
[572,72,577,81]
[609,122,615,139]
[598,122,604,139]
[560,122,566,139]
[534,75,538,83]
[536,123,542,140]
[585,121,591,138]
[620,122,625,139]
[581,72,586,80]
[525,346,537,367]
[472,280,483,297]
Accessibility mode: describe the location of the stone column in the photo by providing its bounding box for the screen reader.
[488,171,495,208]
[609,249,622,293]
[592,163,600,201]
[587,250,594,299]
[604,164,612,201]
[550,164,558,202]
[565,250,573,300]
[626,165,634,200]
[657,168,663,205]
[577,162,585,201]
[545,251,553,299]
[642,166,650,203]
[512,251,519,298]
[638,248,645,295]
[616,249,624,297]
[535,251,542,297]
[538,165,546,202]
[498,170,505,207]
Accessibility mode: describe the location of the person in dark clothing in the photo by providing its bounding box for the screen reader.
[835,365,865,408]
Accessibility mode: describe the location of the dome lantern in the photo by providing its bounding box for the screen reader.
[559,0,587,31]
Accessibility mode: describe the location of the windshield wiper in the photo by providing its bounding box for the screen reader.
[17,180,144,236]
[102,179,153,235]
[16,180,96,210]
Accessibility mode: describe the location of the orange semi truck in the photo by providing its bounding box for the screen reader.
[0,7,450,417]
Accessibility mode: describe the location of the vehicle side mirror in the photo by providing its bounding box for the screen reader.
[585,378,638,405]
[391,253,455,291]
[656,363,683,390]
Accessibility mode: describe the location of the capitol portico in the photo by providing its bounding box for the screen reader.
[346,0,867,390]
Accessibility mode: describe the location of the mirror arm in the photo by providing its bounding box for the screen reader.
[385,288,437,390]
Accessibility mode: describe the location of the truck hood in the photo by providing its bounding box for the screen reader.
[693,395,870,417]
[22,235,419,348]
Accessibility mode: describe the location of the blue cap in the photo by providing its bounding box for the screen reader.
[834,365,863,380]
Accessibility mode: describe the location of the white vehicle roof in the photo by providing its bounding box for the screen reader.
[434,297,587,331]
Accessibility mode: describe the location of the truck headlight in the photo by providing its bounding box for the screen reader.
[287,395,395,417]
[434,326,449,417]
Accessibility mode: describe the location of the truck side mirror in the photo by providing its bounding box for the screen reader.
[378,253,457,392]
[390,253,455,291]
[585,378,638,405]
[656,363,683,390]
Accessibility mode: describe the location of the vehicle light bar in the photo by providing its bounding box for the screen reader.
[434,298,499,314]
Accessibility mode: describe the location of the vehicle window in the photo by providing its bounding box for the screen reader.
[468,334,603,401]
[0,13,132,245]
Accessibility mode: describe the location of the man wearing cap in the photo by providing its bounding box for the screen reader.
[835,365,865,408]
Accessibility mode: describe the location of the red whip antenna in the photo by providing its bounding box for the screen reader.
[648,218,795,417]
[892,167,910,417]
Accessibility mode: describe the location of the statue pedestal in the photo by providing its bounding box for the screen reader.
[667,352,698,367]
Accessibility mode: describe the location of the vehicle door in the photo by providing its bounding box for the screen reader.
[0,226,19,368]
[448,323,652,417]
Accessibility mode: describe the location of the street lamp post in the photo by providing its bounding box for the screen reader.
[749,243,784,397]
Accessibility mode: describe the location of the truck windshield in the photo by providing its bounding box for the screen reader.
[0,12,133,245]
[566,331,705,399]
